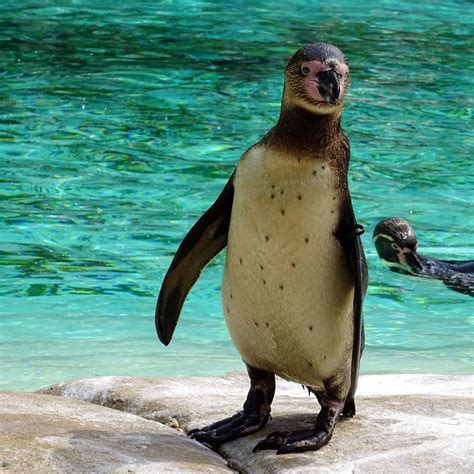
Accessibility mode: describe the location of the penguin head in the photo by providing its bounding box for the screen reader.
[284,42,350,115]
[373,218,423,273]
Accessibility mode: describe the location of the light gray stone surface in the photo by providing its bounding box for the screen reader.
[39,374,474,473]
[0,391,231,473]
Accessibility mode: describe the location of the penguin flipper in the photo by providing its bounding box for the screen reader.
[155,173,235,346]
[445,260,474,274]
[335,203,368,401]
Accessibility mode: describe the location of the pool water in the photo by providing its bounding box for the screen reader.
[0,0,472,391]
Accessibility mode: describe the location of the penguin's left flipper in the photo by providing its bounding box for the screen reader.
[335,201,368,412]
[155,173,235,346]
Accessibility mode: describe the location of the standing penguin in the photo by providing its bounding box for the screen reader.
[156,42,367,454]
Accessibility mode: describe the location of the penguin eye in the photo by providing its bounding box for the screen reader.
[391,243,401,251]
[300,65,310,76]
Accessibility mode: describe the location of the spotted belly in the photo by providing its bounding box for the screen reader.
[221,148,354,391]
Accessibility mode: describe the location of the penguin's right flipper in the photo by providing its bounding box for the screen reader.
[155,173,235,346]
[446,260,474,274]
[335,201,368,404]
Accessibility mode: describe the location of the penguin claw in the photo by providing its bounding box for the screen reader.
[253,430,290,452]
[189,412,242,437]
[252,430,291,452]
[252,436,284,453]
[253,429,332,454]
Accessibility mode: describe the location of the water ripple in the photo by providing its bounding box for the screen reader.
[0,0,472,390]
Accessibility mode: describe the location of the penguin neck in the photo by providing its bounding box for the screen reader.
[390,251,446,278]
[412,253,451,278]
[268,103,343,157]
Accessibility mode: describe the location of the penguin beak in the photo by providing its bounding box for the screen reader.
[317,70,341,105]
[405,250,423,272]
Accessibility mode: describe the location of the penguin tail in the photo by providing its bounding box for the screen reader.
[341,395,356,417]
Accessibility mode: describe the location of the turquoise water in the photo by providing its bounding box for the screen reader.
[1,0,472,391]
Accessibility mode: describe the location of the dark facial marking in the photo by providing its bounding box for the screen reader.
[301,65,310,76]
[373,235,402,263]
[287,42,347,69]
[373,218,418,252]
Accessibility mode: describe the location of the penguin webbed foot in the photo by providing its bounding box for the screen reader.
[253,398,345,455]
[189,365,275,450]
[188,411,270,450]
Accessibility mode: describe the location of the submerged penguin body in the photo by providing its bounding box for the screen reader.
[374,217,474,296]
[223,146,353,393]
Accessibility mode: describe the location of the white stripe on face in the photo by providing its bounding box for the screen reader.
[373,233,394,243]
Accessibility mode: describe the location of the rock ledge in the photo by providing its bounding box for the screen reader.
[1,374,472,473]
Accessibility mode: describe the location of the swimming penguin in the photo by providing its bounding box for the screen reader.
[374,217,474,296]
[156,42,367,454]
